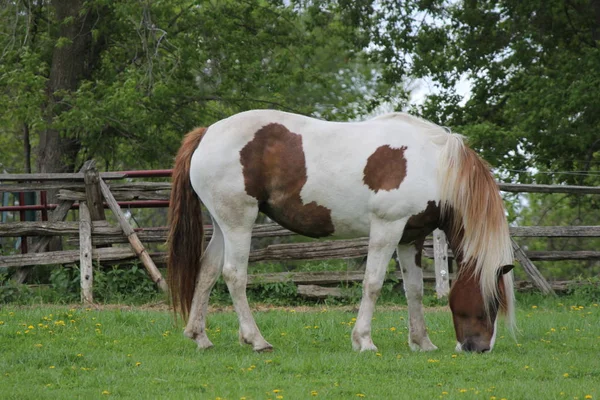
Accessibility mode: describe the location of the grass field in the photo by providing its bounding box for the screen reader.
[1,295,598,400]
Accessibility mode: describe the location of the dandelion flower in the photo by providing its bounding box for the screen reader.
[135,362,142,367]
[356,394,365,398]
[311,391,318,396]
[563,373,569,377]
[102,390,110,395]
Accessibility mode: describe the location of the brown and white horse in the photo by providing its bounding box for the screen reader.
[167,110,515,353]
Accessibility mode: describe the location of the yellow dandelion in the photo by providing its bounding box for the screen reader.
[428,359,440,363]
[276,396,283,400]
[273,389,281,393]
[584,395,592,399]
[376,353,382,357]
[442,392,448,395]
[265,360,273,364]
[28,325,34,329]
[531,305,538,309]
[0,321,4,325]
[240,397,247,400]
[451,354,457,358]
[311,391,318,396]
[96,323,102,327]
[563,373,569,377]
[102,390,110,395]
[459,389,468,393]
[280,332,287,336]
[49,366,55,369]
[356,394,365,398]
[34,343,43,348]
[524,365,529,369]
[77,353,83,357]
[135,362,142,367]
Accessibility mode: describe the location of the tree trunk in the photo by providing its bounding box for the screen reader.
[36,0,107,255]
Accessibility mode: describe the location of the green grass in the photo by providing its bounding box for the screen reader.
[1,296,599,400]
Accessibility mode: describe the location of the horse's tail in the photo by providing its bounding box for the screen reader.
[167,127,207,322]
[436,132,515,327]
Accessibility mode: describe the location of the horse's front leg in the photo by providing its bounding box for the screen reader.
[352,217,408,352]
[397,243,438,351]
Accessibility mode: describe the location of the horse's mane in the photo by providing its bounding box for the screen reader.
[433,124,515,331]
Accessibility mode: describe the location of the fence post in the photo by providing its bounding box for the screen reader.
[98,178,168,292]
[79,202,93,304]
[433,229,450,298]
[83,160,107,222]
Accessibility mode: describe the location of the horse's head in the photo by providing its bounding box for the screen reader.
[449,264,514,353]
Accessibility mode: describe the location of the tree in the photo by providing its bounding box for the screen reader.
[0,0,392,174]
[363,0,600,187]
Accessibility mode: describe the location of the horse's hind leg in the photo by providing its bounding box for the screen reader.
[397,243,438,351]
[184,219,224,349]
[218,214,272,352]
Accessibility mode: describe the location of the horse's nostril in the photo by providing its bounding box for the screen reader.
[480,347,490,353]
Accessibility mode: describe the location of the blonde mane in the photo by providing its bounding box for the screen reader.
[435,128,515,330]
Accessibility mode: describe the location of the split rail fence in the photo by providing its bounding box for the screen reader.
[1,161,599,303]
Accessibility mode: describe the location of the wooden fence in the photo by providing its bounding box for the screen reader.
[1,162,599,302]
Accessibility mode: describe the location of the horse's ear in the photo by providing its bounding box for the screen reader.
[498,264,514,277]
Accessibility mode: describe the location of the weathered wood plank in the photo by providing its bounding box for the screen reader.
[509,225,600,237]
[79,202,94,304]
[511,239,556,296]
[0,182,84,192]
[525,251,600,261]
[498,182,600,195]
[12,197,77,284]
[297,285,352,298]
[99,178,168,292]
[249,238,370,262]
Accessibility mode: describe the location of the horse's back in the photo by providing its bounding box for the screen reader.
[191,110,442,238]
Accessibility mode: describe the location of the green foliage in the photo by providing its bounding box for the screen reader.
[365,0,600,187]
[49,265,160,304]
[567,276,600,302]
[0,0,393,173]
[0,273,33,304]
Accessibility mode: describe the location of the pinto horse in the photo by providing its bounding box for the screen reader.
[167,110,515,353]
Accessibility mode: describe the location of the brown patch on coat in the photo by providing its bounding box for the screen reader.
[400,200,440,267]
[240,123,334,238]
[363,145,408,192]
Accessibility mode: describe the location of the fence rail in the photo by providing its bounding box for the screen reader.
[2,165,599,301]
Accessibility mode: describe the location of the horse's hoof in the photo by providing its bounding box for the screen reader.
[409,337,438,352]
[254,344,274,353]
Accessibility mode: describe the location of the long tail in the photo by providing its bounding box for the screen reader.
[167,127,207,322]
